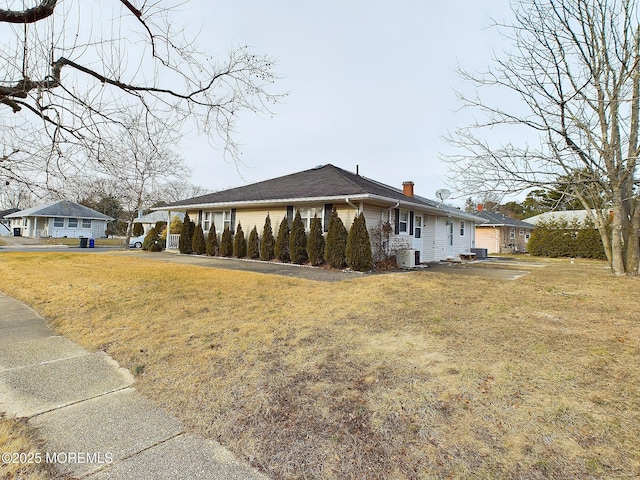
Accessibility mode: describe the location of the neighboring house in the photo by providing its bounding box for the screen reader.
[525,210,605,226]
[0,208,19,237]
[133,210,184,234]
[155,164,482,263]
[475,210,535,254]
[5,201,113,238]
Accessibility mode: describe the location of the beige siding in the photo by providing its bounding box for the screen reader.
[236,208,287,235]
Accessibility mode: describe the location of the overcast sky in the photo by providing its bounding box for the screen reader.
[175,1,514,205]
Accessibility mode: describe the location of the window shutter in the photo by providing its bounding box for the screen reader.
[287,205,294,229]
[230,209,236,234]
[323,204,333,232]
[198,210,203,225]
[409,211,414,235]
[394,208,400,235]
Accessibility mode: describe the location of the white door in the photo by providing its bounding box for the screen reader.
[447,220,454,258]
[413,215,422,262]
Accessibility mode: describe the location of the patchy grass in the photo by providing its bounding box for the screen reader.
[0,252,638,479]
[0,415,70,480]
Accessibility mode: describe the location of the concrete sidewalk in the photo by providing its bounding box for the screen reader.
[0,292,268,479]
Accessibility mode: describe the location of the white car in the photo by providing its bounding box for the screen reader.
[128,235,146,248]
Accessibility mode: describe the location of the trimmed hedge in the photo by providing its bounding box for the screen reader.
[248,226,260,259]
[527,218,606,259]
[132,222,144,236]
[179,213,195,254]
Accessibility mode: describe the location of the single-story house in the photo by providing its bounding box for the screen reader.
[155,164,482,264]
[5,201,113,238]
[0,208,19,237]
[133,210,184,234]
[474,210,535,254]
[525,210,603,226]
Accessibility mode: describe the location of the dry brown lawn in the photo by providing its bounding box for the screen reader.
[0,252,638,479]
[0,415,69,480]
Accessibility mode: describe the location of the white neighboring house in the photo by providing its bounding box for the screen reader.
[132,210,184,235]
[5,201,113,238]
[0,208,19,237]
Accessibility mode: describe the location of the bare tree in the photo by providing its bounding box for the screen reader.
[0,1,280,187]
[446,0,640,276]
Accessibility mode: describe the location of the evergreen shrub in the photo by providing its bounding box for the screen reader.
[234,223,247,258]
[260,214,275,261]
[346,212,373,271]
[206,223,218,256]
[324,208,348,268]
[220,225,233,257]
[275,216,290,262]
[307,214,325,265]
[248,226,260,259]
[289,211,308,264]
[192,224,206,255]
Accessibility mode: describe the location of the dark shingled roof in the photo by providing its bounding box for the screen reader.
[6,201,113,220]
[475,211,535,228]
[165,164,480,223]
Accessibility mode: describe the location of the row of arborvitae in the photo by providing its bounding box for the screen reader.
[177,209,373,271]
[527,218,607,259]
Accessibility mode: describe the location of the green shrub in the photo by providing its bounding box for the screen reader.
[179,213,194,254]
[248,226,260,259]
[324,208,348,269]
[260,214,275,261]
[289,210,308,264]
[192,224,206,255]
[132,222,144,236]
[274,216,290,262]
[528,218,605,259]
[170,215,183,234]
[234,223,247,258]
[154,221,167,235]
[142,227,158,251]
[346,212,373,271]
[206,223,218,256]
[307,214,325,266]
[220,225,233,257]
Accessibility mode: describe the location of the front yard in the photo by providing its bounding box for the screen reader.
[0,252,638,479]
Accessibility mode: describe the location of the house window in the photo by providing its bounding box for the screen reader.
[525,231,531,241]
[414,215,422,239]
[82,219,91,228]
[23,218,27,227]
[203,212,211,231]
[298,206,323,231]
[460,221,465,236]
[211,211,232,233]
[509,228,516,239]
[68,218,78,228]
[54,217,64,228]
[399,210,409,233]
[519,228,524,236]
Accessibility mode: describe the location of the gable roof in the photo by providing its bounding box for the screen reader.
[475,211,535,228]
[0,208,19,219]
[161,164,481,221]
[5,201,114,221]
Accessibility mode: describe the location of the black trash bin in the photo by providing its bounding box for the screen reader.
[79,237,88,248]
[13,228,21,237]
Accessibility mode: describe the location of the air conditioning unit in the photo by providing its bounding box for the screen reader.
[396,249,417,269]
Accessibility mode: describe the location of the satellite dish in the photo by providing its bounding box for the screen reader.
[435,189,451,202]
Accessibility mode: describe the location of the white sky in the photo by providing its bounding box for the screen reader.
[175,1,514,205]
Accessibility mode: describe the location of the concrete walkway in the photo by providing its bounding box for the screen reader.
[0,292,268,480]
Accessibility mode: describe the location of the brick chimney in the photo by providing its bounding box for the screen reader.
[402,181,414,197]
[477,204,484,212]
